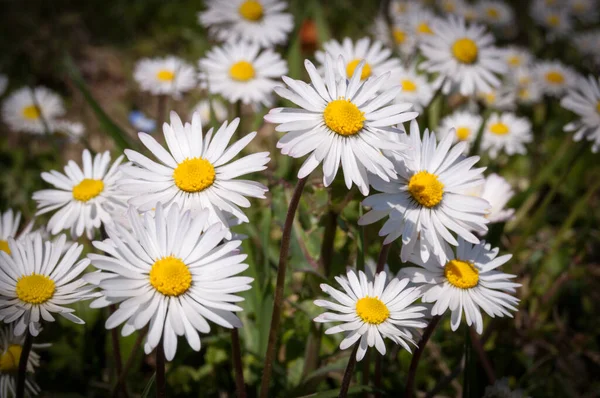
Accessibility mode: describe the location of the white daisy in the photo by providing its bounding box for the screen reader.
[477,87,517,111]
[465,173,515,224]
[535,61,577,98]
[481,113,533,158]
[314,270,427,361]
[87,203,252,361]
[264,55,418,195]
[0,210,37,255]
[573,30,600,68]
[33,150,126,240]
[400,237,520,334]
[198,0,293,48]
[500,46,533,70]
[389,64,434,112]
[199,41,287,106]
[530,1,573,39]
[438,110,483,149]
[437,0,467,15]
[420,15,506,96]
[1,87,64,135]
[359,120,490,264]
[477,0,515,28]
[133,56,196,99]
[120,111,269,229]
[0,234,97,336]
[191,98,228,126]
[315,37,401,81]
[568,0,599,25]
[511,67,543,105]
[389,0,424,18]
[371,16,417,58]
[561,75,600,153]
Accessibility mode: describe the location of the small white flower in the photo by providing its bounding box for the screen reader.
[465,173,515,224]
[510,67,543,105]
[314,270,427,361]
[535,61,577,98]
[530,0,573,39]
[500,46,534,70]
[482,113,533,158]
[0,209,37,255]
[133,56,197,99]
[477,87,517,111]
[561,75,600,152]
[370,16,417,58]
[568,0,599,25]
[389,64,434,112]
[191,98,228,126]
[1,87,64,135]
[477,0,515,28]
[438,110,483,150]
[572,30,600,68]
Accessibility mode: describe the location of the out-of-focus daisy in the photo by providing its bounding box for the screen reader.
[573,30,600,67]
[500,46,533,70]
[315,38,400,81]
[437,0,467,15]
[420,16,506,96]
[481,113,532,158]
[530,1,573,39]
[389,64,433,112]
[0,75,7,96]
[405,7,439,45]
[371,17,417,58]
[511,67,543,105]
[33,150,126,239]
[0,209,36,255]
[568,0,599,25]
[54,120,86,141]
[87,203,252,361]
[483,378,529,398]
[198,0,293,48]
[199,42,287,106]
[401,237,520,334]
[191,98,228,126]
[120,111,269,228]
[535,61,577,98]
[455,2,479,22]
[1,87,64,135]
[133,56,196,99]
[264,56,418,195]
[0,234,97,336]
[438,110,483,149]
[561,75,600,153]
[360,120,489,264]
[465,173,515,224]
[477,87,517,111]
[389,0,424,18]
[129,110,156,134]
[314,270,427,361]
[477,0,514,28]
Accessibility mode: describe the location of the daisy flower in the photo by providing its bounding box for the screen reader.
[535,61,577,98]
[0,234,97,336]
[481,113,533,158]
[87,203,252,361]
[33,150,127,239]
[561,75,600,153]
[120,111,269,228]
[465,173,515,224]
[400,237,520,334]
[500,46,533,70]
[477,87,517,111]
[437,0,467,15]
[405,7,439,45]
[420,15,506,96]
[438,110,483,149]
[199,41,287,106]
[389,0,424,18]
[191,98,228,126]
[0,210,36,255]
[371,16,417,58]
[511,67,543,105]
[568,0,599,25]
[1,87,64,135]
[198,0,293,48]
[264,55,418,195]
[573,30,600,68]
[530,1,573,39]
[133,56,196,99]
[477,0,515,28]
[359,120,490,264]
[389,64,434,112]
[314,270,427,361]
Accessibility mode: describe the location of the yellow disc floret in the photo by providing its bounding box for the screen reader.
[408,171,444,208]
[156,70,175,82]
[444,259,479,289]
[452,38,478,64]
[22,105,40,120]
[401,79,417,92]
[239,0,264,21]
[596,101,600,114]
[173,157,216,193]
[0,345,22,372]
[0,240,10,254]
[346,59,372,80]
[16,274,56,304]
[229,61,256,82]
[489,122,510,135]
[456,127,471,141]
[393,28,406,44]
[323,99,365,136]
[545,71,564,84]
[507,55,521,67]
[72,179,104,202]
[417,22,433,34]
[486,7,500,19]
[149,256,192,297]
[356,297,390,325]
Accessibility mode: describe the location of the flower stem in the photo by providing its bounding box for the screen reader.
[231,328,247,398]
[463,326,474,398]
[259,176,309,398]
[339,344,360,398]
[375,243,392,274]
[155,339,166,398]
[112,327,148,397]
[16,331,33,398]
[405,315,441,397]
[469,327,496,385]
[109,305,128,397]
[320,207,338,276]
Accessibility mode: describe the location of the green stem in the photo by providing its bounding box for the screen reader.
[231,328,247,398]
[155,339,166,398]
[112,327,147,397]
[405,315,441,397]
[462,326,473,398]
[16,331,33,398]
[109,304,128,398]
[339,344,360,398]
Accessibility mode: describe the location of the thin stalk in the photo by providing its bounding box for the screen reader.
[362,350,371,394]
[16,331,33,398]
[109,304,128,398]
[112,328,148,397]
[405,315,441,397]
[339,344,360,398]
[375,243,391,274]
[469,327,495,385]
[259,177,309,398]
[357,204,366,272]
[373,354,382,398]
[320,207,338,276]
[231,328,247,398]
[463,326,473,398]
[155,339,166,398]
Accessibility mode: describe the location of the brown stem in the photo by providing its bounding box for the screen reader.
[362,350,371,396]
[405,315,441,397]
[16,331,33,398]
[339,344,360,398]
[109,305,128,397]
[155,339,166,398]
[111,327,148,397]
[375,243,392,274]
[259,177,309,398]
[374,355,382,398]
[469,327,496,384]
[231,329,247,398]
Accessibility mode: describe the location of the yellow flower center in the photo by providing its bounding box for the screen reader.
[0,240,10,254]
[239,0,264,21]
[417,22,433,34]
[346,59,372,80]
[486,7,499,19]
[444,259,479,289]
[323,99,365,136]
[355,297,389,325]
[149,256,192,296]
[156,70,175,82]
[452,38,478,64]
[22,105,40,120]
[401,79,417,92]
[408,171,444,208]
[507,55,521,66]
[229,61,256,82]
[519,88,530,99]
[547,14,560,27]
[596,101,600,113]
[489,122,510,135]
[16,274,56,304]
[456,126,471,141]
[173,157,216,193]
[393,28,406,44]
[545,71,564,84]
[0,345,22,372]
[485,92,496,104]
[72,179,105,202]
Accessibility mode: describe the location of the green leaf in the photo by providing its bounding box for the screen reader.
[141,372,156,398]
[297,385,373,397]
